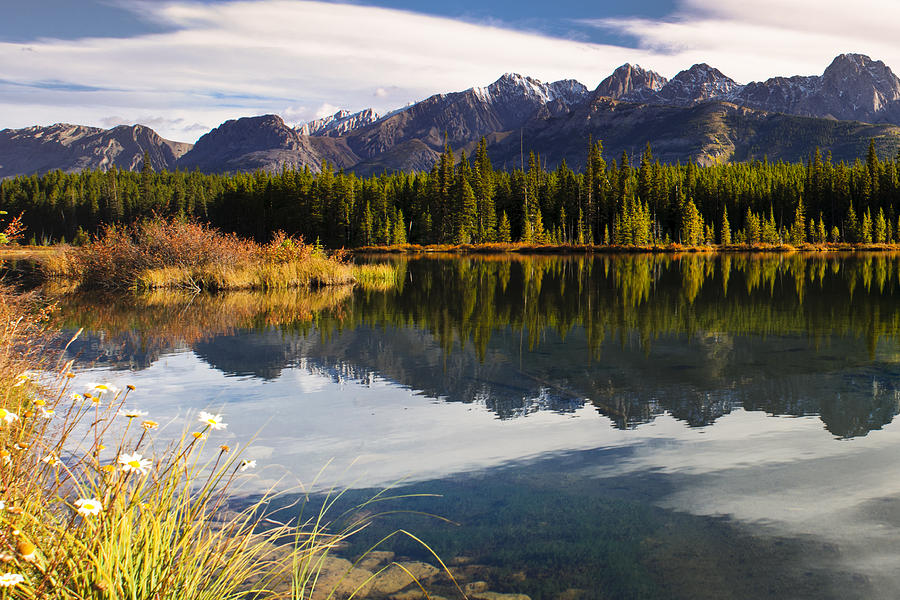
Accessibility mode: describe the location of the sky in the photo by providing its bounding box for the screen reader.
[2,0,900,142]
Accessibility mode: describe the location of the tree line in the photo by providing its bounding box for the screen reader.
[2,139,900,247]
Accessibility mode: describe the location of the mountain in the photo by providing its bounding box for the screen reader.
[177,114,357,173]
[4,54,900,178]
[0,123,191,179]
[340,73,589,174]
[175,74,589,175]
[732,53,900,124]
[625,63,741,105]
[483,97,900,169]
[592,63,668,100]
[297,108,380,136]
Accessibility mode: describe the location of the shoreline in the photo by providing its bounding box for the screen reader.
[353,242,900,255]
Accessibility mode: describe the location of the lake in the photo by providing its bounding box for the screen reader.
[49,253,900,599]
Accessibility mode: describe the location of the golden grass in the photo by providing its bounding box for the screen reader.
[0,284,453,599]
[41,221,365,292]
[351,263,401,292]
[0,246,64,261]
[132,257,355,291]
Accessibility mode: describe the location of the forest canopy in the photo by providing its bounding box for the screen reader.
[2,139,899,248]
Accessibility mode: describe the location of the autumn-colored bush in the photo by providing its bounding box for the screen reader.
[42,220,365,291]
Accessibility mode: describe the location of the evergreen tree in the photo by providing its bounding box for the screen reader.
[874,207,887,243]
[497,211,511,243]
[456,179,477,244]
[681,199,703,245]
[720,206,731,245]
[473,137,496,242]
[861,208,873,244]
[845,202,860,243]
[745,208,761,244]
[392,209,408,245]
[789,197,806,245]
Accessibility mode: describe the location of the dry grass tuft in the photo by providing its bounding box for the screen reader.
[43,221,356,292]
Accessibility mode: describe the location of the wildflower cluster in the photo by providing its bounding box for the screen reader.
[0,360,283,600]
[0,284,450,600]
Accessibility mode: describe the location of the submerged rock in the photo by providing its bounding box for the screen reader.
[471,592,532,600]
[370,561,440,594]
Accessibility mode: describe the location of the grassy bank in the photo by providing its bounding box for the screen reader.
[40,221,399,292]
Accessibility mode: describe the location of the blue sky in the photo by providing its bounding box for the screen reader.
[0,0,896,141]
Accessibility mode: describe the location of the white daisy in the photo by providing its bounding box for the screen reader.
[239,460,257,472]
[0,409,18,424]
[92,383,118,395]
[117,452,152,475]
[0,572,24,587]
[123,409,148,419]
[74,498,103,517]
[198,411,227,430]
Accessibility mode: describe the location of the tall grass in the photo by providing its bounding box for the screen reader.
[0,285,453,599]
[42,221,357,291]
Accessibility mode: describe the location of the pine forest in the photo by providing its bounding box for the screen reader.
[3,138,900,248]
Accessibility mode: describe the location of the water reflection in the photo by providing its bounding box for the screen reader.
[53,253,900,438]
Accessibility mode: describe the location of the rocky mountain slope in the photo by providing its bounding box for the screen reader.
[592,63,668,100]
[4,54,900,178]
[177,114,358,173]
[0,123,191,178]
[297,108,381,136]
[483,97,900,169]
[731,53,900,124]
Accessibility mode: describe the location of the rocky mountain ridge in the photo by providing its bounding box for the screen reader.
[0,123,191,178]
[3,53,900,178]
[297,108,381,137]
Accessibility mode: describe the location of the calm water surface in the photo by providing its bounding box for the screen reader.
[51,253,900,599]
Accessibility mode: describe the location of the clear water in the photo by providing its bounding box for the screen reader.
[52,253,900,599]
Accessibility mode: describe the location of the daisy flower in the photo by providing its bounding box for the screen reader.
[191,432,207,440]
[117,452,152,475]
[41,454,60,467]
[141,420,158,430]
[123,409,148,419]
[198,411,226,430]
[0,409,18,425]
[239,460,257,472]
[12,372,36,388]
[74,498,103,517]
[0,572,24,587]
[93,383,118,394]
[38,407,54,418]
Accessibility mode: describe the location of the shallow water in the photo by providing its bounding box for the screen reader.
[51,253,900,599]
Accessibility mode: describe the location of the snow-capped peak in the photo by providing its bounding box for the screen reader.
[472,73,587,106]
[298,108,380,137]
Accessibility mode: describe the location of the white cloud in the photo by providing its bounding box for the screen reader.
[588,0,900,82]
[0,0,898,141]
[0,0,644,141]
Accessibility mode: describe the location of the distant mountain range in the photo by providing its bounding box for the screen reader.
[3,53,900,178]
